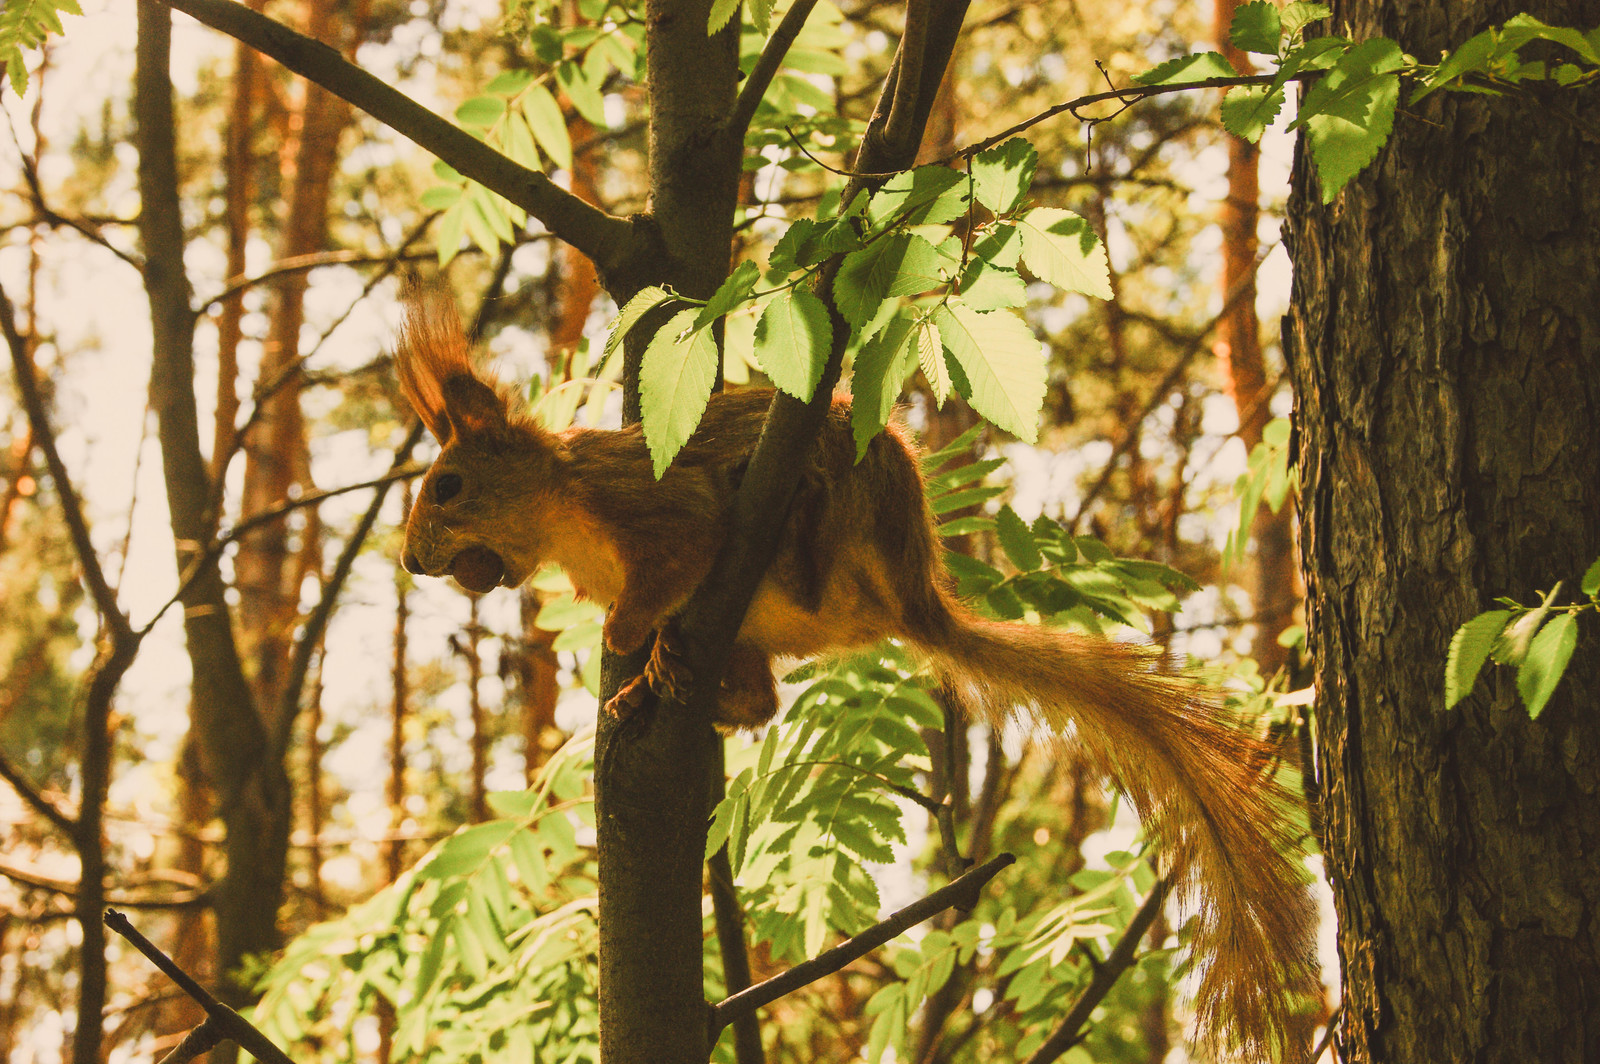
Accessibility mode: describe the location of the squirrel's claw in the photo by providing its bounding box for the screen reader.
[644,625,692,702]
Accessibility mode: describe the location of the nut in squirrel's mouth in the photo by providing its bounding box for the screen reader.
[450,546,506,594]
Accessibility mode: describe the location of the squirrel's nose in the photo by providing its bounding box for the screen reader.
[401,551,424,575]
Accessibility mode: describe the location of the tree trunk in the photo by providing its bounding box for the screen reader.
[1284,2,1600,1061]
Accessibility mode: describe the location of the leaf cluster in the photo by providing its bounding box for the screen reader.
[1444,558,1599,719]
[0,0,80,96]
[255,735,602,1064]
[607,138,1112,476]
[1138,4,1600,203]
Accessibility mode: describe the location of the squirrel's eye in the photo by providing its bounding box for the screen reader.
[434,473,463,503]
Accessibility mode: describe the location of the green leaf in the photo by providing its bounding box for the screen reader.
[1581,557,1600,598]
[768,218,824,273]
[485,69,535,95]
[1230,1,1282,56]
[970,137,1037,216]
[995,505,1042,572]
[754,289,832,401]
[640,308,720,477]
[556,60,607,125]
[1221,84,1285,142]
[604,285,673,363]
[1295,37,1407,127]
[915,317,951,406]
[707,0,740,33]
[423,821,521,879]
[868,165,967,228]
[851,315,918,460]
[972,223,1022,269]
[1281,2,1331,41]
[697,259,761,329]
[933,303,1044,442]
[1132,51,1237,86]
[456,94,506,128]
[522,84,573,171]
[420,184,464,210]
[958,260,1028,311]
[1016,208,1112,299]
[1444,609,1511,709]
[835,232,946,326]
[1303,60,1400,203]
[1517,613,1578,720]
[1411,28,1495,103]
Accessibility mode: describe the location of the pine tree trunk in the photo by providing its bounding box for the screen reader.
[1284,2,1600,1061]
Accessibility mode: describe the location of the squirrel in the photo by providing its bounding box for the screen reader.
[395,289,1318,1058]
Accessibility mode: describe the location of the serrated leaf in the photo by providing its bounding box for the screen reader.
[1295,38,1407,127]
[972,222,1023,269]
[1581,557,1600,598]
[933,303,1044,442]
[836,233,947,326]
[768,218,822,274]
[1016,208,1112,299]
[604,285,673,362]
[1517,613,1578,720]
[868,165,967,228]
[754,289,832,401]
[915,317,950,406]
[707,0,740,32]
[522,84,573,170]
[958,260,1028,311]
[1132,50,1237,86]
[1282,2,1331,40]
[640,308,719,477]
[1304,70,1399,203]
[698,259,760,329]
[1230,1,1282,55]
[1445,609,1512,709]
[1221,84,1285,142]
[970,137,1037,216]
[995,505,1043,572]
[851,315,918,459]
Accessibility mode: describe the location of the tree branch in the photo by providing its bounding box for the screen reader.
[729,0,820,141]
[882,0,930,151]
[269,422,426,762]
[0,282,131,637]
[708,852,1014,1037]
[104,909,299,1064]
[1023,876,1173,1064]
[137,462,422,637]
[150,0,636,275]
[947,72,1303,164]
[0,752,77,836]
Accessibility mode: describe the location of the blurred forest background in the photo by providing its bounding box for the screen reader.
[0,0,1331,1061]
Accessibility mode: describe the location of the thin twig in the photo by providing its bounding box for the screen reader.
[0,753,76,836]
[0,281,131,637]
[730,0,822,140]
[1308,1005,1342,1063]
[104,909,299,1064]
[138,462,423,638]
[1022,876,1173,1064]
[708,852,1014,1034]
[1070,243,1277,531]
[948,72,1306,164]
[196,246,437,315]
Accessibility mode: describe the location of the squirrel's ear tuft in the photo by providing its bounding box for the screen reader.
[396,281,480,444]
[440,373,513,445]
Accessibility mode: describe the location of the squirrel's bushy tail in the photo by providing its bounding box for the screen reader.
[907,601,1318,1058]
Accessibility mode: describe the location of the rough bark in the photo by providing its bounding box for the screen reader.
[1284,2,1600,1061]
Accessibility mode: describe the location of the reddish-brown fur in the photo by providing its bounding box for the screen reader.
[396,290,1318,1057]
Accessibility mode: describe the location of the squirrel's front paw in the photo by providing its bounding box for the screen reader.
[603,612,649,656]
[603,675,652,720]
[644,625,692,702]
